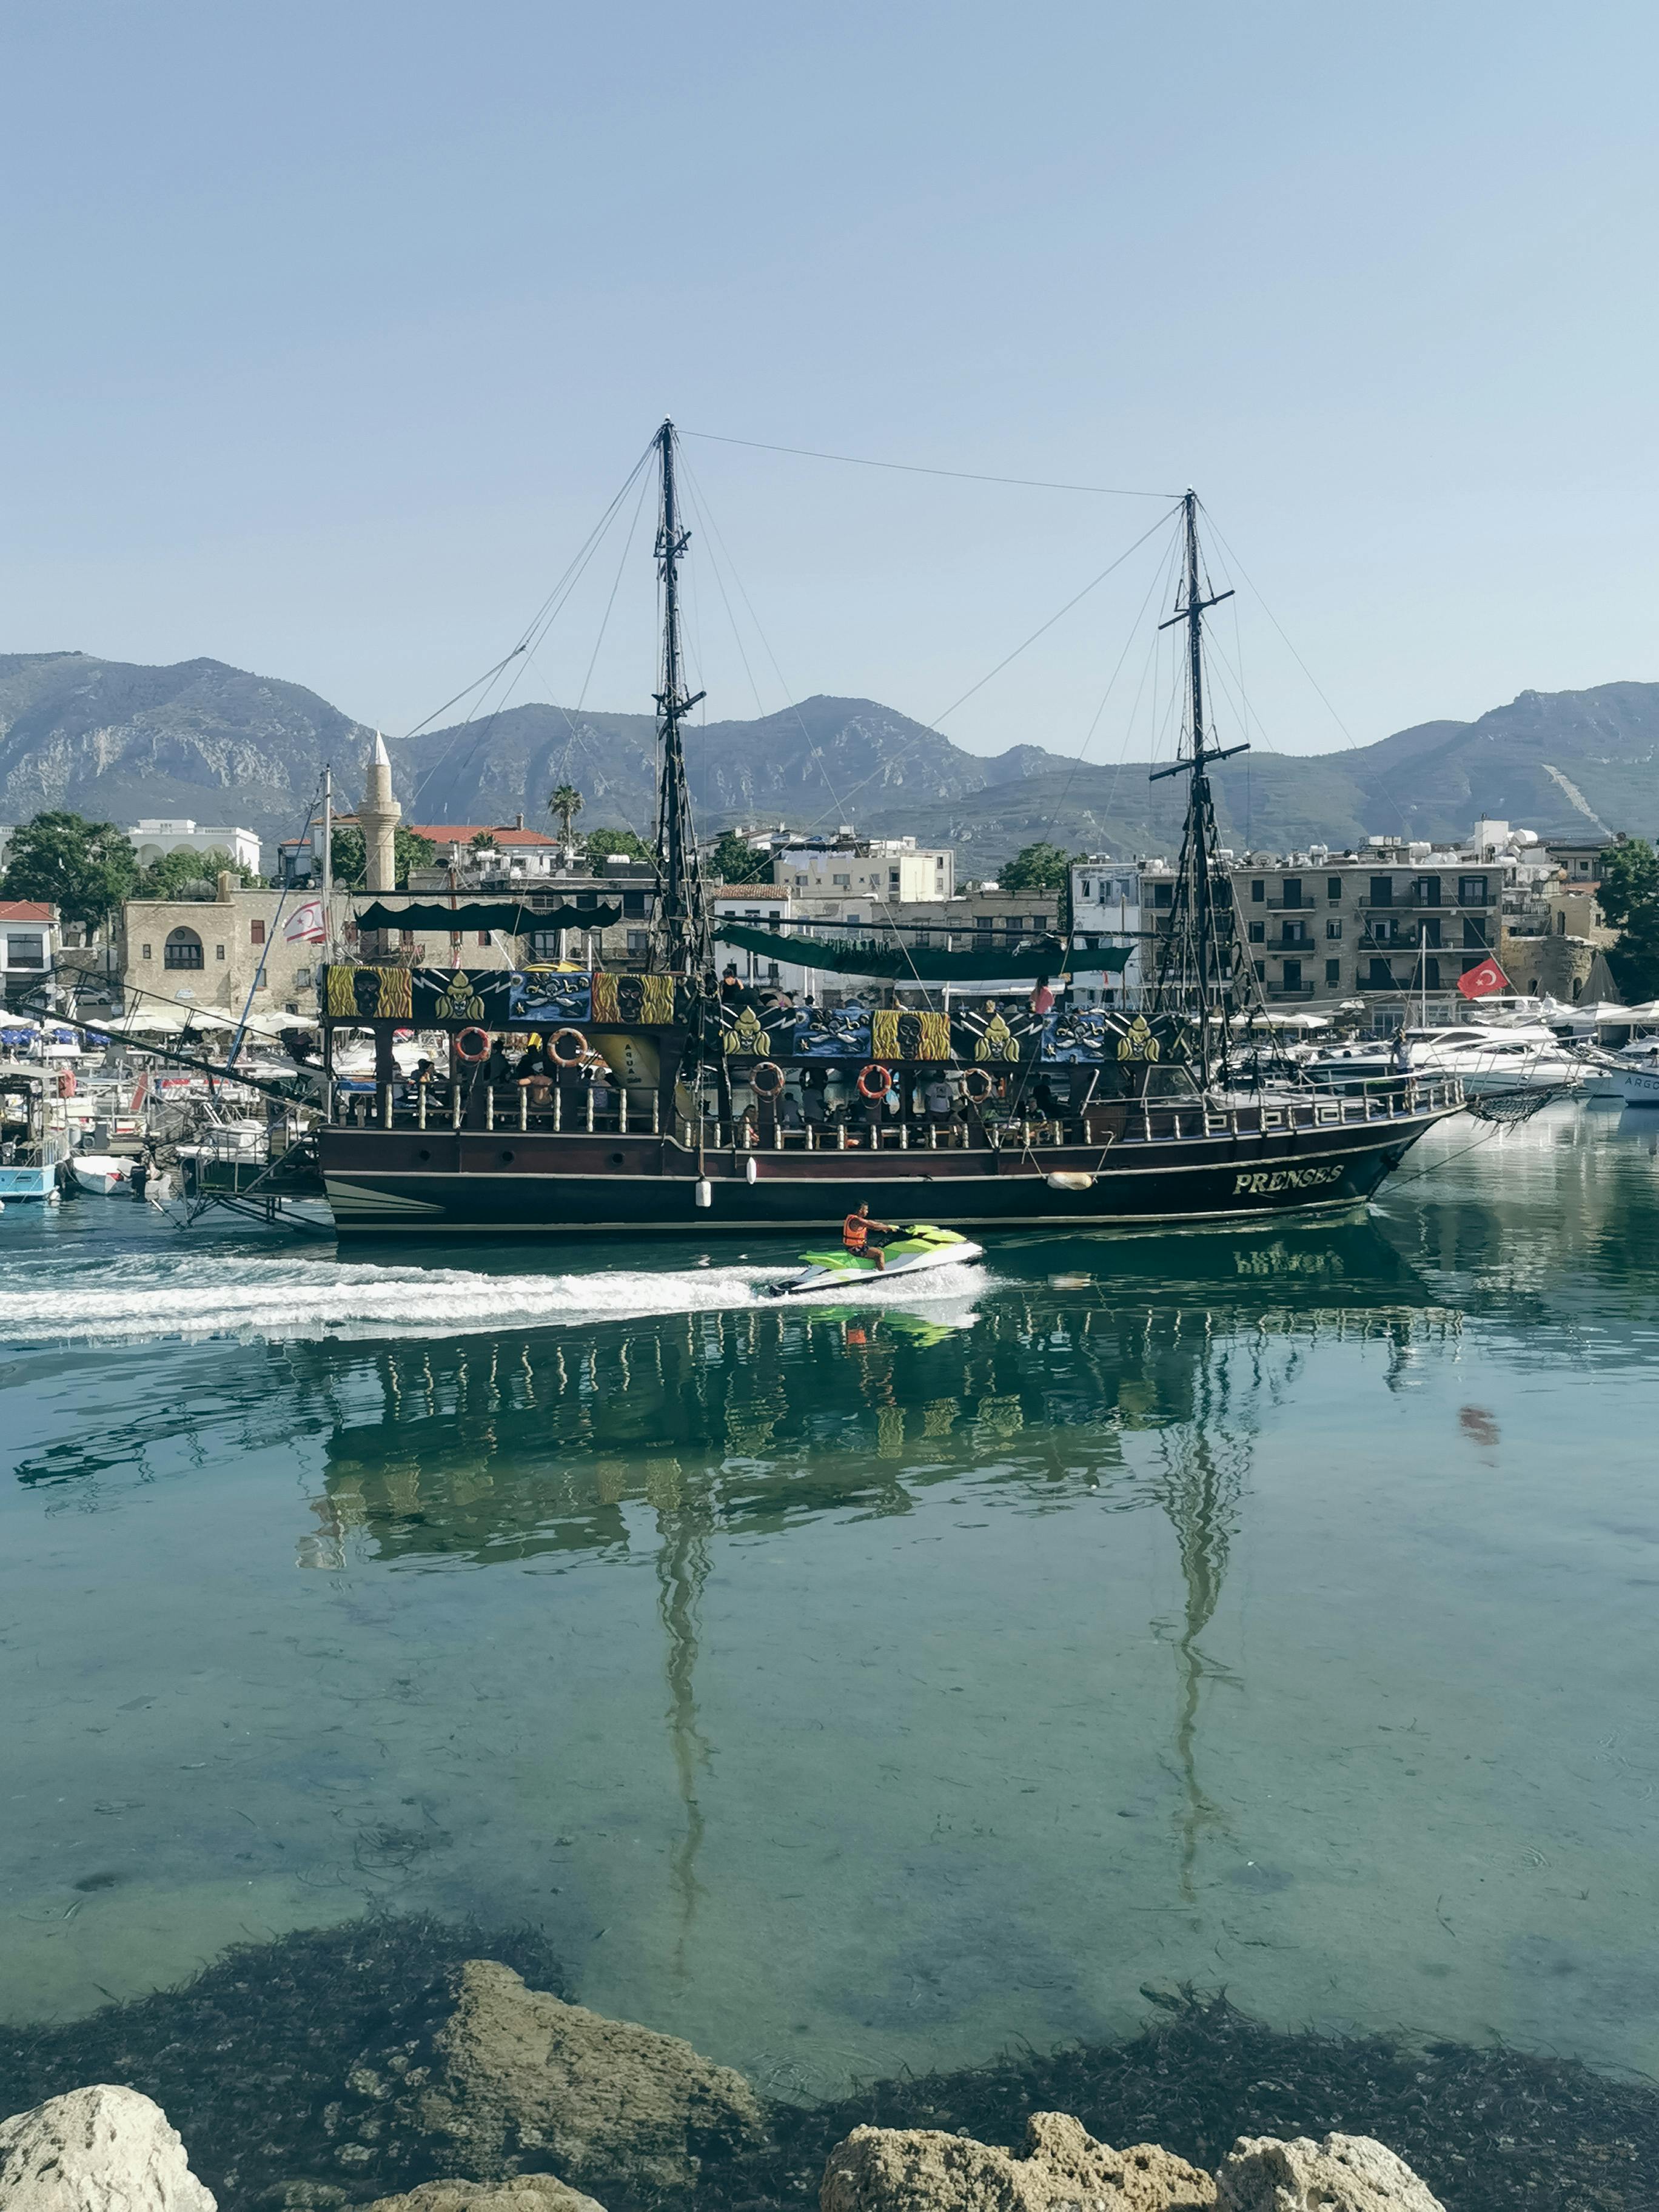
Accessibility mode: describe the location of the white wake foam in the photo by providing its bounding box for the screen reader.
[0,1255,987,1346]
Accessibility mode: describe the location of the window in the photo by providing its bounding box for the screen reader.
[1253,960,1265,980]
[1463,918,1490,950]
[1153,883,1173,909]
[627,931,651,955]
[1248,920,1265,943]
[215,943,226,960]
[1327,876,1342,901]
[1282,921,1308,945]
[889,871,900,889]
[1555,911,1566,936]
[1282,877,1302,908]
[1325,957,1341,985]
[974,916,992,936]
[1251,879,1264,903]
[141,943,152,961]
[1003,916,1024,936]
[832,873,851,889]
[1369,876,1394,907]
[1458,875,1488,905]
[1424,958,1441,991]
[1419,917,1441,948]
[250,919,266,946]
[164,927,203,970]
[1366,957,1393,987]
[477,931,489,947]
[1032,914,1050,933]
[622,890,647,919]
[1415,875,1441,907]
[529,931,561,959]
[6,933,44,969]
[1326,918,1342,940]
[1282,958,1302,988]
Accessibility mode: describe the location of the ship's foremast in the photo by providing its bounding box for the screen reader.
[651,420,712,979]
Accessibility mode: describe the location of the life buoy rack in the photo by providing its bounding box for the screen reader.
[857,1061,892,1101]
[548,1027,588,1067]
[962,1067,994,1103]
[454,1027,491,1063]
[750,1059,785,1098]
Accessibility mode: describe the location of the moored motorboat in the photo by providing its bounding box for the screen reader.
[769,1225,984,1296]
[69,1153,134,1195]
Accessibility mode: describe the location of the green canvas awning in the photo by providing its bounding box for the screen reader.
[714,922,1130,982]
[355,900,622,934]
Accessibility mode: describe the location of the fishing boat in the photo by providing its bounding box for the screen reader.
[0,1072,68,1202]
[315,428,1461,1236]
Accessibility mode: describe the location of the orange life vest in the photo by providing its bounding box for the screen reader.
[843,1212,869,1253]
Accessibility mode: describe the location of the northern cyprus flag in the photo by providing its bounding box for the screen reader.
[284,901,326,945]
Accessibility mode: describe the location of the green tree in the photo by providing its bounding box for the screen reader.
[547,783,585,846]
[708,830,773,885]
[1597,836,1659,999]
[136,846,264,899]
[999,842,1073,896]
[584,826,654,865]
[1,811,138,931]
[327,825,435,889]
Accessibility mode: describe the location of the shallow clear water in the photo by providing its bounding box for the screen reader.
[2,1105,1657,2097]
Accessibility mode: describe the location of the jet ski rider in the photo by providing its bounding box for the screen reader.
[843,1201,897,1271]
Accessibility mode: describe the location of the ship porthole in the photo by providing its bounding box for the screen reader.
[417,1148,431,1162]
[499,1149,515,1164]
[609,1151,625,1167]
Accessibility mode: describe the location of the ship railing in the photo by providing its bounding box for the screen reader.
[343,1070,1463,1143]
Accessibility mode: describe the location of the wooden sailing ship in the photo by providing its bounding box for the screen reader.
[315,425,1461,1236]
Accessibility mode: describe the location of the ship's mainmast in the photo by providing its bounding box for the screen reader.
[1149,490,1253,1087]
[652,420,711,976]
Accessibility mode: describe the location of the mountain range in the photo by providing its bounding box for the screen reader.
[1,649,1655,873]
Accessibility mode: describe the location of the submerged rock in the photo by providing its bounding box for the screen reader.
[418,1959,766,2191]
[361,2183,606,2212]
[1216,2133,1444,2212]
[0,2084,216,2212]
[820,2111,1216,2211]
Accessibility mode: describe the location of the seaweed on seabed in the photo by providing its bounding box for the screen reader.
[0,1913,568,2212]
[689,1991,1659,2212]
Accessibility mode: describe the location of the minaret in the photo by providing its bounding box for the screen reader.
[360,731,401,894]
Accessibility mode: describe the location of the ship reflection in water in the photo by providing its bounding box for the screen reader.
[297,1219,1456,2041]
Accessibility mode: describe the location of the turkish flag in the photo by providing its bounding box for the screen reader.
[1457,956,1510,1001]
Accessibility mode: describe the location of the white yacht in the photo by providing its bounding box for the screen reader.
[1401,1023,1584,1094]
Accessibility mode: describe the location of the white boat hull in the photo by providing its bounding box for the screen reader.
[70,1155,134,1195]
[774,1236,985,1296]
[1620,1067,1659,1108]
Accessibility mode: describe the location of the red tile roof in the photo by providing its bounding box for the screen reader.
[0,900,54,922]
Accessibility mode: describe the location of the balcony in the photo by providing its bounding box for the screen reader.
[1263,896,1319,911]
[1359,891,1493,911]
[1265,982,1316,1000]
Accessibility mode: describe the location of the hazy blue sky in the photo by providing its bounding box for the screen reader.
[4,2,1655,768]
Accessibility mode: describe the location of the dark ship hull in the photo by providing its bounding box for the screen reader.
[318,1079,1459,1235]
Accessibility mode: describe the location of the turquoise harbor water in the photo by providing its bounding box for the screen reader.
[2,1104,1657,2105]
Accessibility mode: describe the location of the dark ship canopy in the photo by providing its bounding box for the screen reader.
[713,922,1129,983]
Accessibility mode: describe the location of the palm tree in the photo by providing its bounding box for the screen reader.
[548,783,585,852]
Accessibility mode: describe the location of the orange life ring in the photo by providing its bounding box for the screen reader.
[962,1067,993,1102]
[454,1026,491,1063]
[56,1069,76,1099]
[857,1061,891,1101]
[751,1059,785,1098]
[548,1027,588,1067]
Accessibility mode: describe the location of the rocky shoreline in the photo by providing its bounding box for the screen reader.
[1,1919,1652,2212]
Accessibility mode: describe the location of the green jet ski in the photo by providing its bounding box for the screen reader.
[769,1225,985,1297]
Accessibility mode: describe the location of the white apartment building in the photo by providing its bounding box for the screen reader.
[775,834,954,906]
[1070,859,1152,1008]
[129,818,263,876]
